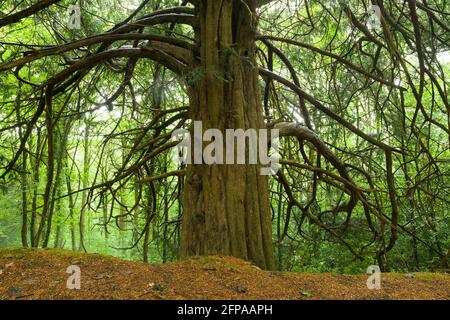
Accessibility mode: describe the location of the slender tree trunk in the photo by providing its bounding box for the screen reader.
[53,186,63,248]
[15,82,28,247]
[44,119,71,247]
[79,119,90,251]
[180,0,275,270]
[102,194,109,242]
[20,149,28,247]
[118,137,127,251]
[143,180,156,263]
[15,84,28,247]
[30,128,42,247]
[162,176,169,263]
[101,144,110,243]
[276,182,283,270]
[143,222,150,263]
[132,178,141,257]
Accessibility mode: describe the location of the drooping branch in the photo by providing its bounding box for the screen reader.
[274,121,360,216]
[0,34,195,72]
[139,170,186,184]
[45,47,187,86]
[259,68,399,153]
[257,36,406,90]
[0,0,62,28]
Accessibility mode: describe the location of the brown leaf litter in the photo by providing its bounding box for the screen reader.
[0,248,448,300]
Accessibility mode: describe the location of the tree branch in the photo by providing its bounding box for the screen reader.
[0,0,62,28]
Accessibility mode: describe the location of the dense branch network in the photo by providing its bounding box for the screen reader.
[0,0,448,270]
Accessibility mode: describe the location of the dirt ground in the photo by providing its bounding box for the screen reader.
[0,248,448,300]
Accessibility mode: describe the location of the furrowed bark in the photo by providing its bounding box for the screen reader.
[180,0,275,270]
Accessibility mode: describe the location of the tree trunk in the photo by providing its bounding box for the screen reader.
[15,84,28,247]
[53,186,63,248]
[66,175,77,251]
[30,128,42,247]
[180,0,275,270]
[79,119,90,251]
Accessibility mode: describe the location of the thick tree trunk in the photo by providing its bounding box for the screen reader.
[180,0,275,270]
[79,119,90,251]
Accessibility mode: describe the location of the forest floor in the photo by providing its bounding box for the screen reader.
[0,248,448,300]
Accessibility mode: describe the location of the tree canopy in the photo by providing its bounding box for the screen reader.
[0,0,449,273]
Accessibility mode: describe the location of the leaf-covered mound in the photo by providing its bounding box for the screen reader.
[0,248,448,300]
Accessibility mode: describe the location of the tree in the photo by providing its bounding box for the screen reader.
[0,0,448,272]
[180,0,274,269]
[0,0,276,269]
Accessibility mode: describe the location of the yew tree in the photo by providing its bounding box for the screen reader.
[0,0,448,271]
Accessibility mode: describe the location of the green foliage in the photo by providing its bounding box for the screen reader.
[0,0,448,273]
